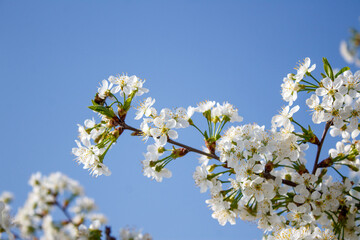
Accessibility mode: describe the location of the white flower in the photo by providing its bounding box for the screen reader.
[135,97,156,120]
[142,152,172,182]
[98,80,113,99]
[281,74,300,106]
[306,94,328,124]
[211,209,236,226]
[340,40,356,64]
[243,177,275,202]
[109,74,131,95]
[193,165,213,193]
[196,100,216,113]
[172,107,191,128]
[272,105,299,128]
[120,228,152,240]
[295,57,316,81]
[0,201,14,240]
[316,77,344,98]
[127,75,149,97]
[149,115,178,142]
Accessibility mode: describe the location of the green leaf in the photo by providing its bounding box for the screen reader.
[322,57,334,80]
[335,66,350,78]
[204,130,209,139]
[89,229,102,240]
[88,105,115,118]
[353,186,360,192]
[123,97,133,112]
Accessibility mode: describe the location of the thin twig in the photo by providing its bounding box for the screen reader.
[123,123,220,160]
[54,201,73,224]
[262,172,298,187]
[122,123,301,188]
[312,120,332,174]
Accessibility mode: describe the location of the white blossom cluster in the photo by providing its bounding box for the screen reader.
[73,118,112,177]
[138,99,242,182]
[265,226,335,240]
[98,74,149,100]
[190,58,360,239]
[73,74,149,177]
[120,228,152,240]
[340,24,360,68]
[6,172,107,239]
[1,172,153,240]
[0,192,14,240]
[76,58,360,239]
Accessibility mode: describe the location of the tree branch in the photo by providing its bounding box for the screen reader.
[312,120,332,174]
[123,123,301,188]
[123,123,220,160]
[54,201,73,225]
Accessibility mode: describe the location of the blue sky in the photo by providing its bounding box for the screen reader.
[1,1,360,239]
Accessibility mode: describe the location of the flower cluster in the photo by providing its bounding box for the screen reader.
[4,172,106,239]
[138,99,242,182]
[0,192,14,240]
[120,228,152,240]
[265,226,335,240]
[76,58,360,239]
[73,74,149,177]
[189,58,360,240]
[340,25,360,67]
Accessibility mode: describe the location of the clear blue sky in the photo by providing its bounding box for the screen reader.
[1,1,360,239]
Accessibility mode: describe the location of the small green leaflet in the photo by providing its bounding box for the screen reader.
[88,105,115,118]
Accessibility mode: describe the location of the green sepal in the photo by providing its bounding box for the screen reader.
[320,73,327,79]
[88,105,115,118]
[322,57,334,80]
[335,66,350,78]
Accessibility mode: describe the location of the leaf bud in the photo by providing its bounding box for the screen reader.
[94,93,105,105]
[317,157,333,168]
[265,161,274,173]
[205,139,216,155]
[297,164,309,175]
[118,107,127,122]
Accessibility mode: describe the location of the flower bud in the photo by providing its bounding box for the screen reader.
[208,164,217,173]
[172,148,189,159]
[188,118,194,125]
[285,174,292,181]
[347,164,359,172]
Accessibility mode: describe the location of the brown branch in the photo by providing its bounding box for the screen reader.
[123,123,220,160]
[312,120,333,174]
[54,201,73,225]
[105,226,116,240]
[262,172,298,187]
[122,123,302,188]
